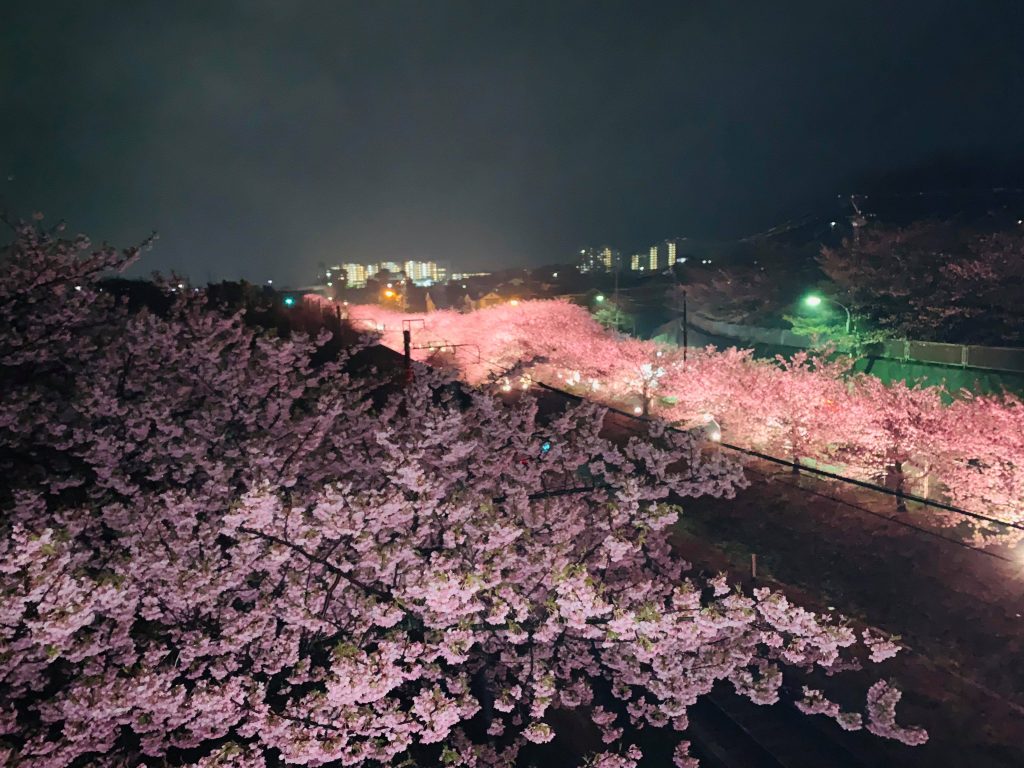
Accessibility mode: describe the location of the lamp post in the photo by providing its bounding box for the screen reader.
[663,268,687,367]
[803,294,852,334]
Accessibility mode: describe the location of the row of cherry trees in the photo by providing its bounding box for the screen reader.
[0,221,926,767]
[344,299,1024,543]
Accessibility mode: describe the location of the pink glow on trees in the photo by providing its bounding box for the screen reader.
[343,297,1024,537]
[0,221,924,766]
[940,393,1024,543]
[842,377,951,510]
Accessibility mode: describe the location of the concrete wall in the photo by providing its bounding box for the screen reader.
[652,317,1024,395]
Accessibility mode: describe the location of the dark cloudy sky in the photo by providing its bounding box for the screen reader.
[3,1,1024,283]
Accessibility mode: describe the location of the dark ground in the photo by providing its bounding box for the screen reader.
[584,399,1024,767]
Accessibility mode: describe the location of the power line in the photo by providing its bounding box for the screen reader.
[531,379,1023,562]
[742,465,1015,564]
[354,321,1024,541]
[718,441,1024,533]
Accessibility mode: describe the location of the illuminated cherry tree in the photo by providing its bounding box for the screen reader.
[342,298,1024,536]
[0,221,925,767]
[841,377,951,510]
[939,393,1024,543]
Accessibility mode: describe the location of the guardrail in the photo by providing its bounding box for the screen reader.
[657,316,1024,375]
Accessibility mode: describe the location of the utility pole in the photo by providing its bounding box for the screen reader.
[400,319,425,387]
[681,288,688,369]
[850,194,867,245]
[613,257,621,331]
[664,266,688,368]
[403,328,412,386]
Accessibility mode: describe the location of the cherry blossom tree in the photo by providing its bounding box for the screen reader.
[0,220,925,767]
[839,377,952,510]
[938,393,1024,543]
[344,296,1024,541]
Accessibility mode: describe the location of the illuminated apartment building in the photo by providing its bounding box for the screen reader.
[402,260,446,286]
[578,246,620,273]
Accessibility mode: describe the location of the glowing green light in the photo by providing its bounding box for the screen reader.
[803,294,823,308]
[283,296,296,307]
[595,294,605,302]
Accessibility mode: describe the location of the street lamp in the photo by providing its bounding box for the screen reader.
[595,294,605,302]
[803,293,851,334]
[663,268,688,368]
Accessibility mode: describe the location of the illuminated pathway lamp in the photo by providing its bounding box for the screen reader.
[705,416,722,443]
[283,296,296,307]
[802,293,851,334]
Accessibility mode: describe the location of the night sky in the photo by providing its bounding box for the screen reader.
[4,1,1024,283]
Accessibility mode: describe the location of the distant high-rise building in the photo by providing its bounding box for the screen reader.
[578,246,619,273]
[601,246,616,271]
[324,260,447,288]
[403,260,446,286]
[630,253,642,271]
[664,237,687,268]
[578,247,600,273]
[341,263,370,288]
[648,245,659,271]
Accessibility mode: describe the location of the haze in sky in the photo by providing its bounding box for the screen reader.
[3,0,1024,282]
